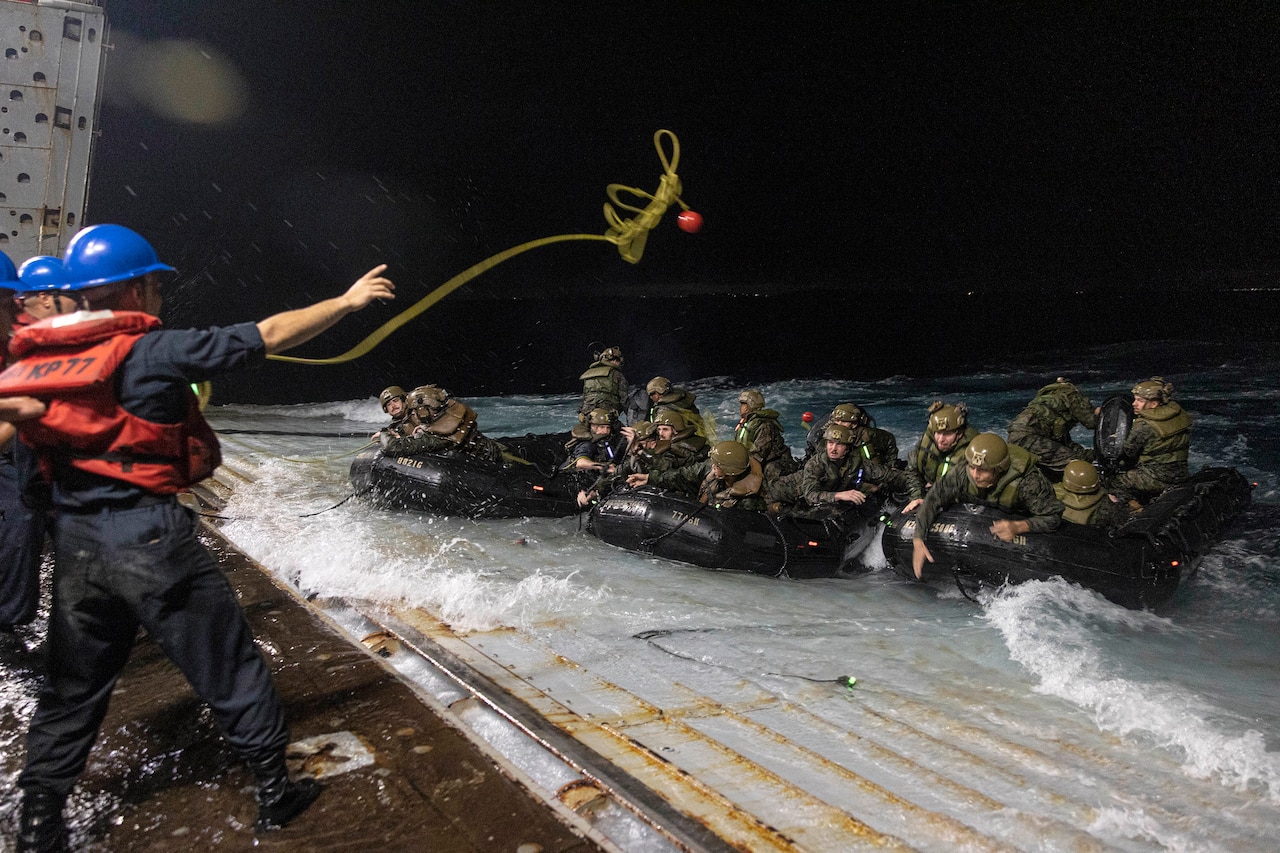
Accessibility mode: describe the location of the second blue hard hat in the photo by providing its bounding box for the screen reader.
[59,224,175,291]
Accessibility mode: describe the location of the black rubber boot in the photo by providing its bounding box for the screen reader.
[16,788,68,853]
[248,751,322,832]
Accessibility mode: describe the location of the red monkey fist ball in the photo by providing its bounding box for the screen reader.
[676,210,704,233]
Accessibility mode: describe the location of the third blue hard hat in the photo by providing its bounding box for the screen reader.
[17,255,65,292]
[0,251,17,287]
[59,224,175,291]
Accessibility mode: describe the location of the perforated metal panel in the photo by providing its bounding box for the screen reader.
[0,0,105,264]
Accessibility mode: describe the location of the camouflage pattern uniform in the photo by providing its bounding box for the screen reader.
[648,456,768,512]
[1007,380,1097,474]
[734,408,799,481]
[908,424,979,488]
[913,444,1064,539]
[1107,402,1192,504]
[800,452,921,508]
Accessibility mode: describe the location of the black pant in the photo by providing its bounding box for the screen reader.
[0,450,45,627]
[19,499,288,796]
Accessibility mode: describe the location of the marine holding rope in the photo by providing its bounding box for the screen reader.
[0,224,395,848]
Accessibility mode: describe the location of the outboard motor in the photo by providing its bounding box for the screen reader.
[1094,395,1133,479]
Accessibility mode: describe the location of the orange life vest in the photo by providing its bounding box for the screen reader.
[0,310,221,493]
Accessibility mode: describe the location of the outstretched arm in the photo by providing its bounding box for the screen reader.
[257,265,395,355]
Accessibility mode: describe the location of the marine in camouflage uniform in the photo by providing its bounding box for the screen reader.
[643,440,768,512]
[1007,378,1098,476]
[563,408,629,474]
[1107,377,1192,505]
[381,385,503,463]
[577,421,659,506]
[1055,460,1129,527]
[733,389,799,483]
[650,408,708,470]
[372,385,414,441]
[796,423,921,510]
[645,376,709,438]
[913,434,1064,553]
[802,403,900,467]
[907,401,979,489]
[578,346,627,421]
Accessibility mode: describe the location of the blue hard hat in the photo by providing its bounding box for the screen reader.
[59,224,175,291]
[0,251,17,289]
[17,255,65,292]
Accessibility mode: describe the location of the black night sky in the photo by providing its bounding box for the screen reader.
[84,1,1280,402]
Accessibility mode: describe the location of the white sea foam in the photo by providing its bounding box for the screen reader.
[984,580,1280,803]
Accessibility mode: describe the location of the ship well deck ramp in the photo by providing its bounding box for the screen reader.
[153,432,1280,853]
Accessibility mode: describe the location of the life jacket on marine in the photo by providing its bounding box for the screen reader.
[855,426,898,466]
[734,409,788,462]
[913,424,979,485]
[698,456,765,509]
[579,361,625,413]
[0,310,221,493]
[963,444,1039,511]
[1134,402,1191,468]
[419,399,480,447]
[1053,482,1105,525]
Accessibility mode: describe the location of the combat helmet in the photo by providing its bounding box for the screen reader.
[599,346,623,365]
[965,433,1011,472]
[630,420,655,440]
[708,440,751,476]
[822,423,855,445]
[652,408,686,432]
[408,385,449,415]
[646,376,672,397]
[831,403,867,426]
[1131,377,1172,403]
[1061,460,1100,494]
[379,385,407,412]
[738,389,765,412]
[927,401,967,433]
[586,408,615,426]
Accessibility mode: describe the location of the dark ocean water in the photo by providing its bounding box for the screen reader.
[209,286,1280,405]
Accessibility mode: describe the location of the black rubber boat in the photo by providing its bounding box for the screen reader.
[587,485,885,579]
[882,396,1252,608]
[349,432,585,518]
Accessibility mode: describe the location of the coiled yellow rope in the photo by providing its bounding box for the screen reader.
[268,129,690,366]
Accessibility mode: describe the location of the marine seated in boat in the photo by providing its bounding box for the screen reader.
[772,422,922,517]
[625,439,766,511]
[378,384,504,463]
[370,385,413,442]
[907,401,980,491]
[1104,377,1192,511]
[1055,460,1129,528]
[563,407,629,477]
[912,432,1063,578]
[576,419,656,507]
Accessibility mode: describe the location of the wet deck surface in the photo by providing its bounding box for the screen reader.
[0,530,598,852]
